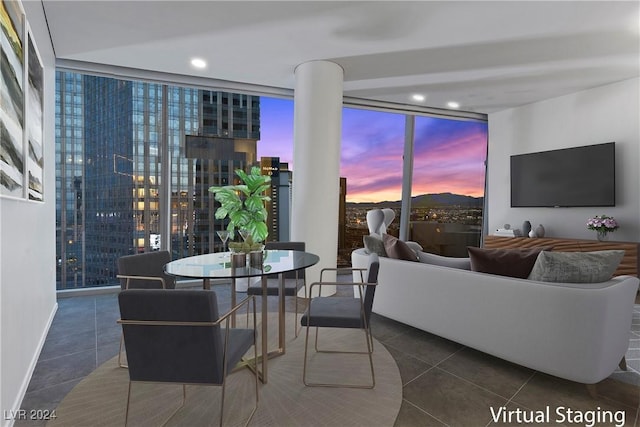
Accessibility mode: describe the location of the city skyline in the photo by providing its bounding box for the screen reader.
[258,97,488,203]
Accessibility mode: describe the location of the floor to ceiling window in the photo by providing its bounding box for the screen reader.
[409,116,488,257]
[339,107,405,265]
[55,70,487,289]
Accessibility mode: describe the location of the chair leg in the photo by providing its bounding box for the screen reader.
[293,279,307,339]
[294,291,300,338]
[124,381,132,427]
[303,323,375,388]
[118,333,128,368]
[219,380,226,427]
[222,306,258,427]
[302,320,312,386]
[248,299,259,427]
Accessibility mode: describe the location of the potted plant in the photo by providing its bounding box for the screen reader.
[208,166,271,253]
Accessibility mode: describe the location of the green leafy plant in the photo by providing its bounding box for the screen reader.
[208,166,271,247]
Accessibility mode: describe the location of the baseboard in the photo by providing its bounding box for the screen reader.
[3,302,58,427]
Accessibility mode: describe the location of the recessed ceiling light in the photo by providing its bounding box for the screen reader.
[447,101,460,109]
[412,94,426,102]
[191,58,207,69]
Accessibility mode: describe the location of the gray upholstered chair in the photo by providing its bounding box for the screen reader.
[117,250,175,290]
[118,289,258,427]
[246,241,308,336]
[116,250,176,367]
[301,253,379,388]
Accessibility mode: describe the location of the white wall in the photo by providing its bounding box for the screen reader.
[0,2,57,424]
[487,78,640,243]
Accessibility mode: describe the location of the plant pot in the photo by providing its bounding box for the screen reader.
[231,252,247,269]
[249,250,264,268]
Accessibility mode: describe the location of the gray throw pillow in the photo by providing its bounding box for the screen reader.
[363,235,387,257]
[528,250,624,283]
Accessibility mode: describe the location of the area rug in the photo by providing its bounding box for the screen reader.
[48,313,402,426]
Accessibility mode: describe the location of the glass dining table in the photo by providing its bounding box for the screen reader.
[164,249,319,383]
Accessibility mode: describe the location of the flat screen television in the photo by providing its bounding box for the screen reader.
[510,142,615,207]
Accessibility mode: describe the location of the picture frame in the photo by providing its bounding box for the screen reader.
[0,0,44,202]
[26,23,44,201]
[0,0,25,199]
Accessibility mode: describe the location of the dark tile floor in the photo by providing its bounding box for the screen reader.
[16,283,640,427]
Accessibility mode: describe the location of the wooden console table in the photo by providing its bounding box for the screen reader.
[483,235,639,277]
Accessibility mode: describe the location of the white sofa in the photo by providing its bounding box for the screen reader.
[352,247,640,385]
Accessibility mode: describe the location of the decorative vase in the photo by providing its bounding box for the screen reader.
[535,224,545,238]
[522,221,532,236]
[528,229,537,238]
[597,230,609,242]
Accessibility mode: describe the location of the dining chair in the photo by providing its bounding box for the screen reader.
[246,241,308,337]
[117,250,175,290]
[116,250,175,367]
[301,253,379,388]
[118,289,258,427]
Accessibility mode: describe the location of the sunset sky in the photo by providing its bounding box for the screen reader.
[258,97,488,203]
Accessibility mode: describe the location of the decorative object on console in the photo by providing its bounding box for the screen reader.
[587,215,619,242]
[528,250,624,283]
[535,224,545,238]
[494,228,519,237]
[528,229,537,238]
[467,246,548,279]
[522,220,532,236]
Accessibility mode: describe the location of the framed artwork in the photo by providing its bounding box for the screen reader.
[1,0,44,201]
[26,26,43,201]
[0,0,25,199]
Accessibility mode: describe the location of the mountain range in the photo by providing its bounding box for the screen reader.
[348,192,484,208]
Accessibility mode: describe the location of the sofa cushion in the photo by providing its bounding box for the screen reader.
[467,246,545,278]
[528,250,624,283]
[418,252,471,270]
[383,234,418,262]
[363,235,387,257]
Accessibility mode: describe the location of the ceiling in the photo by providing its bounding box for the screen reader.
[41,0,640,114]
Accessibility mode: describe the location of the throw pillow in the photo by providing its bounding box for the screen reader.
[363,235,387,257]
[383,234,418,262]
[528,250,624,283]
[418,252,471,270]
[467,246,546,278]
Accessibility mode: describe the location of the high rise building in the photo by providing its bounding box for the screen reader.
[55,73,260,289]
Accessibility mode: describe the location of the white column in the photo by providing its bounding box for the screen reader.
[292,60,344,296]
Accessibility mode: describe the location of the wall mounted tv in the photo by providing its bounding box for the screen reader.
[510,142,615,207]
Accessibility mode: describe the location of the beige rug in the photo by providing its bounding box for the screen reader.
[48,313,402,426]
